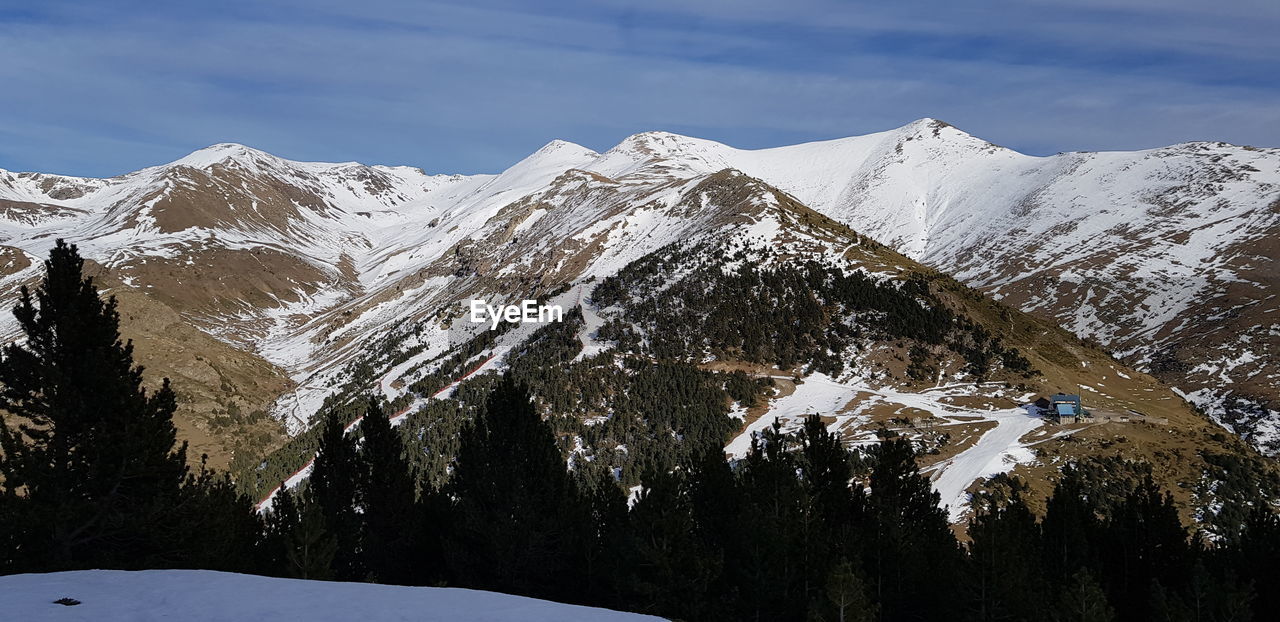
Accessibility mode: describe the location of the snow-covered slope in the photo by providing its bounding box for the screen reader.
[2,119,1276,478]
[0,569,663,621]
[572,120,1280,451]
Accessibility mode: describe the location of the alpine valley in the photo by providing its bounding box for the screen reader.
[2,119,1277,528]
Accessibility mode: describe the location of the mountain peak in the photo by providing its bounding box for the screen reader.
[601,131,727,165]
[169,143,281,170]
[611,130,706,152]
[531,139,597,160]
[893,117,991,144]
[905,116,948,128]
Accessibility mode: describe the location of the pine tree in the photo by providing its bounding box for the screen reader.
[171,459,264,573]
[965,484,1045,621]
[798,413,864,607]
[799,415,861,536]
[0,240,188,570]
[622,466,720,620]
[1054,569,1116,622]
[262,484,301,575]
[357,396,417,584]
[569,459,629,608]
[410,484,451,588]
[826,559,875,622]
[1041,465,1099,585]
[287,491,338,580]
[1148,580,1189,622]
[1230,507,1278,621]
[445,375,577,599]
[1096,475,1190,620]
[736,422,807,620]
[310,409,363,580]
[863,435,963,622]
[1174,561,1255,622]
[0,481,28,575]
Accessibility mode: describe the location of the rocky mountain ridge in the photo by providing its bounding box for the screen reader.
[1,121,1276,521]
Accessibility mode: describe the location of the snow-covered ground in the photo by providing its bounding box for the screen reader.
[4,119,1274,455]
[725,373,1043,522]
[926,409,1041,522]
[0,570,665,622]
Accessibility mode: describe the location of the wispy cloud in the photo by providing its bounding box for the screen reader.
[0,0,1276,177]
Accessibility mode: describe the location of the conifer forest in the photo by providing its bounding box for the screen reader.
[3,242,1277,622]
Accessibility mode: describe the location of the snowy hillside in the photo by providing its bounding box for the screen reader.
[4,123,1275,436]
[5,122,1275,446]
[596,120,1280,449]
[0,570,665,622]
[1,120,1275,515]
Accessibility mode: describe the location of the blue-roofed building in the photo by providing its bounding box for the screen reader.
[1049,393,1084,422]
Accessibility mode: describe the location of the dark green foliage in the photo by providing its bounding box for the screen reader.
[310,410,364,580]
[443,375,580,600]
[621,467,722,619]
[863,435,963,621]
[734,423,810,619]
[1039,459,1202,621]
[0,488,22,575]
[262,397,436,584]
[569,460,629,607]
[1235,508,1278,613]
[1203,507,1273,622]
[1095,476,1190,620]
[799,415,864,545]
[171,461,266,573]
[724,370,771,407]
[260,484,298,575]
[1196,450,1280,539]
[1146,562,1255,622]
[482,312,741,487]
[825,559,875,622]
[1041,464,1103,583]
[1054,569,1116,622]
[268,487,337,581]
[607,361,738,476]
[247,372,1279,622]
[593,243,1035,380]
[0,240,255,572]
[233,401,354,503]
[401,398,472,490]
[966,484,1046,621]
[686,445,742,614]
[8,241,1279,622]
[358,397,418,584]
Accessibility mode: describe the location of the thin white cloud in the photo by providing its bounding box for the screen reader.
[0,0,1275,177]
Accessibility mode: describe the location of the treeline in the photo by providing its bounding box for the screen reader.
[235,289,548,501]
[387,308,756,490]
[247,237,1036,503]
[179,382,1280,621]
[593,242,1036,381]
[5,241,1279,622]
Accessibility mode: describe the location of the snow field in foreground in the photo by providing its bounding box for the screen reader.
[0,569,665,622]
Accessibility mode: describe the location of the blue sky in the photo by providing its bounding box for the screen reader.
[1,0,1277,177]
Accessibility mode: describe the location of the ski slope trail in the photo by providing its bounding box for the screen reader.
[725,373,1043,522]
[928,408,1042,522]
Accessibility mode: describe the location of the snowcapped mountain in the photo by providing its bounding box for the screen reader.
[1,120,1276,524]
[541,119,1280,452]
